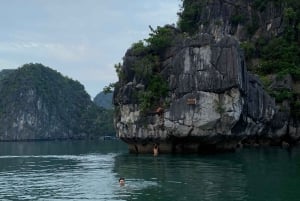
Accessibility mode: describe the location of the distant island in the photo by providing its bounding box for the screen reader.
[94,91,113,109]
[0,63,114,141]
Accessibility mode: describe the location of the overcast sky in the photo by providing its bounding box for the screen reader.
[0,0,180,98]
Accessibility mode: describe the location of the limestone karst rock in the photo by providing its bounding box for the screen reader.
[114,0,300,153]
[114,34,278,153]
[0,63,109,141]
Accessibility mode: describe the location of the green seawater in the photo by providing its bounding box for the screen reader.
[0,140,299,201]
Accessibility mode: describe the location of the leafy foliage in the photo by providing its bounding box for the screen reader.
[257,37,300,80]
[132,54,159,81]
[145,26,175,54]
[177,0,207,34]
[104,25,174,94]
[270,89,293,103]
[138,75,168,113]
[259,75,272,89]
[240,42,256,59]
[114,63,123,79]
[244,0,300,111]
[103,83,116,94]
[131,40,147,55]
[130,26,174,113]
[114,26,173,113]
[103,63,123,93]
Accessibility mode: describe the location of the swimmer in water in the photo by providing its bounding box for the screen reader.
[119,177,125,186]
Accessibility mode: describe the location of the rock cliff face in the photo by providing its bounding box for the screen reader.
[188,0,284,41]
[0,63,109,141]
[115,34,279,153]
[114,0,300,153]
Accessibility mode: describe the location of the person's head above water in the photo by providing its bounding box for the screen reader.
[119,177,125,186]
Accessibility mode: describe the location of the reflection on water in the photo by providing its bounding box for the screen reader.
[0,141,300,201]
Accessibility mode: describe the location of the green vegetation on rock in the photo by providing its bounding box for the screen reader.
[112,0,300,125]
[177,0,207,34]
[106,25,176,113]
[131,26,175,113]
[0,63,114,140]
[239,0,300,118]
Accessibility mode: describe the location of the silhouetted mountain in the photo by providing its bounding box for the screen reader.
[93,91,113,109]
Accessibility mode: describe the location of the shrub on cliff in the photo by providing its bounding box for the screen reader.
[105,26,175,113]
[145,25,175,54]
[177,0,206,34]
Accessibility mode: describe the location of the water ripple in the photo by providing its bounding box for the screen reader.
[1,142,300,201]
[0,153,122,200]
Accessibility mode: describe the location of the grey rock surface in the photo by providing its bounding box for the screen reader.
[113,0,299,153]
[114,34,283,153]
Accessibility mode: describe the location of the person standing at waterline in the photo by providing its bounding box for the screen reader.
[153,144,159,156]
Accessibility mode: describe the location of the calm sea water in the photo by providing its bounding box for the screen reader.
[0,140,300,201]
